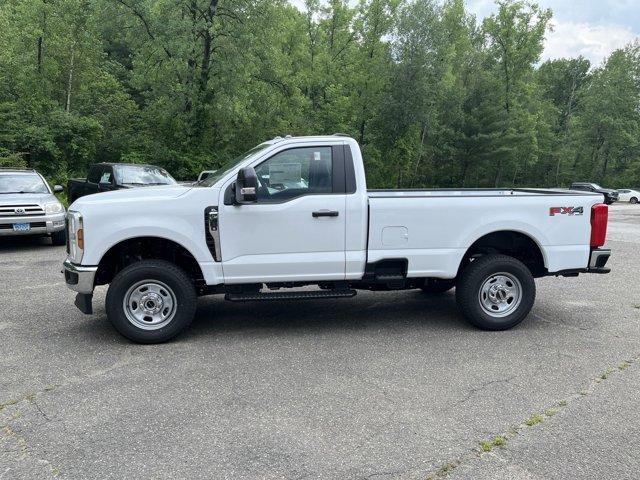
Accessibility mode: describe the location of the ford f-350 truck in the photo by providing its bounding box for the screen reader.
[62,135,611,343]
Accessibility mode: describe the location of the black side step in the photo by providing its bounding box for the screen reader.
[225,289,357,302]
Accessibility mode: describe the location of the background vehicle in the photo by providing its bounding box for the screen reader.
[64,136,611,343]
[197,170,217,182]
[68,163,177,203]
[0,168,66,245]
[617,189,640,204]
[570,182,618,205]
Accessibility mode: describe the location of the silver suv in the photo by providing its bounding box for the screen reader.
[0,168,66,245]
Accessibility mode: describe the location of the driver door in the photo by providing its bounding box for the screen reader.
[218,145,347,284]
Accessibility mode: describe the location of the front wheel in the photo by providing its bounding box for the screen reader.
[630,197,638,204]
[455,254,535,331]
[105,260,197,343]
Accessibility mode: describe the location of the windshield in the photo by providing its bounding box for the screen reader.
[116,165,176,186]
[197,144,271,186]
[0,174,49,194]
[591,183,602,189]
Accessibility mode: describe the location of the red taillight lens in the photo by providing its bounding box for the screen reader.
[590,203,608,247]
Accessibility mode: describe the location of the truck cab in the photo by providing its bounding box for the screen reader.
[63,135,611,343]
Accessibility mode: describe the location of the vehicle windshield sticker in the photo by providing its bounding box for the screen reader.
[269,163,302,184]
[313,151,321,161]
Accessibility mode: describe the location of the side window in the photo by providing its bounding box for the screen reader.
[254,147,332,201]
[87,166,101,183]
[99,170,113,184]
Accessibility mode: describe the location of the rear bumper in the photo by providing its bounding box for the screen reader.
[552,248,611,277]
[0,213,65,236]
[588,248,611,273]
[63,258,97,294]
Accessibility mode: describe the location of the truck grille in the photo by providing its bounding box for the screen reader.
[0,204,45,217]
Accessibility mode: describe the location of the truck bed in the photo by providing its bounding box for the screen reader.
[365,188,604,280]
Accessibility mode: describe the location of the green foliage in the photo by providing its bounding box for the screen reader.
[1,0,639,187]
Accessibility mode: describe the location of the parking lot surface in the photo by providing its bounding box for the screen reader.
[1,204,639,479]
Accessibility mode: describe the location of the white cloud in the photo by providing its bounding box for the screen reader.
[542,20,638,66]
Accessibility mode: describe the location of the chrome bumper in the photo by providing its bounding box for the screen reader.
[63,258,98,294]
[0,213,65,236]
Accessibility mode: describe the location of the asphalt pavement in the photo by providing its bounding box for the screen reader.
[1,204,639,479]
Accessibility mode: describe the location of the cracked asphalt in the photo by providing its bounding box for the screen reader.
[1,204,639,480]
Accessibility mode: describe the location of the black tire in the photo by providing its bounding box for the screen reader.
[630,197,638,204]
[51,230,66,246]
[421,278,455,294]
[455,254,535,331]
[105,260,197,343]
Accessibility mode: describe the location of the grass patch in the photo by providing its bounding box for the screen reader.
[524,414,544,426]
[558,400,568,407]
[544,407,560,417]
[618,361,631,370]
[492,435,507,447]
[436,463,457,477]
[479,440,492,452]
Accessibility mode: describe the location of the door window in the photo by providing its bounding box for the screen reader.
[254,147,332,201]
[87,166,102,183]
[99,171,113,184]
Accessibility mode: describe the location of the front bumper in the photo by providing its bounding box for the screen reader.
[63,258,98,294]
[0,213,65,236]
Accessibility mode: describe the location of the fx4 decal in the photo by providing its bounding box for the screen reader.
[549,206,584,216]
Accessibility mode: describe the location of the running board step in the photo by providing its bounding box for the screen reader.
[225,289,357,302]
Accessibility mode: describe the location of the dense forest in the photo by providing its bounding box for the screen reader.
[1,0,639,188]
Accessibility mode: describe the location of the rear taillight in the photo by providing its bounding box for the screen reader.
[590,203,608,247]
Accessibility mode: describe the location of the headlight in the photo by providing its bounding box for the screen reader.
[67,211,84,263]
[44,202,64,214]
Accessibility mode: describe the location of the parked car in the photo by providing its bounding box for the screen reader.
[68,163,177,203]
[570,182,618,205]
[63,135,611,343]
[617,189,640,204]
[0,168,66,245]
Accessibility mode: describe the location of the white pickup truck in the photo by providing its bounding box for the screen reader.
[63,135,611,343]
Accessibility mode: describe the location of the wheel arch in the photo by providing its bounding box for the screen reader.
[458,229,547,277]
[95,236,205,287]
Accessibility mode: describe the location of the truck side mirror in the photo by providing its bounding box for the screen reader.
[235,167,258,204]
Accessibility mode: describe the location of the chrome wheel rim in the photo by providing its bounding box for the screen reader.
[478,272,522,318]
[123,280,177,330]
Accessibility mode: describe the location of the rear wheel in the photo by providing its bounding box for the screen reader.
[105,260,197,343]
[421,278,455,294]
[630,197,638,204]
[456,254,535,330]
[51,230,66,246]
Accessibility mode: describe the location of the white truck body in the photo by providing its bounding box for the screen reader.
[63,135,611,342]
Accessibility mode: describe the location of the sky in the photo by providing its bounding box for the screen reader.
[291,0,640,67]
[466,0,640,66]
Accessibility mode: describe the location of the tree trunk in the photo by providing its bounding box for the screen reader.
[65,44,75,112]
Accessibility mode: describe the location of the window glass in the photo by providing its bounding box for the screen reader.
[87,166,102,183]
[116,165,176,185]
[254,147,332,201]
[0,174,49,194]
[99,171,112,184]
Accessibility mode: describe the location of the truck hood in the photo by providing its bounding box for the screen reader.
[70,184,192,209]
[0,193,57,205]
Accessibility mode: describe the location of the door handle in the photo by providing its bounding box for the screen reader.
[312,210,339,218]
